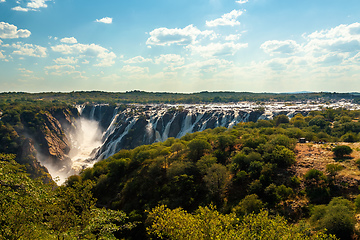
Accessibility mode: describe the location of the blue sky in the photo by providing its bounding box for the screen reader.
[1,0,360,93]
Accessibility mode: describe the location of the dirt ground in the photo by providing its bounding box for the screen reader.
[294,142,360,182]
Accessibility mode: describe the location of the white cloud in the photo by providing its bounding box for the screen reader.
[95,17,113,24]
[124,56,153,64]
[236,0,248,3]
[18,68,34,74]
[11,0,52,11]
[261,40,300,55]
[0,0,5,2]
[146,24,214,46]
[206,10,243,27]
[316,53,347,65]
[27,0,50,9]
[101,74,122,82]
[12,6,34,11]
[121,65,149,74]
[44,65,75,70]
[54,57,78,65]
[263,58,291,71]
[51,43,116,67]
[0,22,31,39]
[256,22,360,73]
[188,42,248,57]
[11,42,47,57]
[179,59,233,71]
[60,37,77,44]
[0,51,6,59]
[225,34,242,41]
[155,54,185,65]
[44,64,87,79]
[305,22,360,54]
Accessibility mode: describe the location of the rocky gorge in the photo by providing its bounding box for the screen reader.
[8,100,360,183]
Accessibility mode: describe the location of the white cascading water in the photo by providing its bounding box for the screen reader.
[101,117,138,159]
[50,118,102,184]
[38,117,103,185]
[68,118,103,172]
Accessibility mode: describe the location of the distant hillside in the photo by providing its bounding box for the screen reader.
[1,91,360,105]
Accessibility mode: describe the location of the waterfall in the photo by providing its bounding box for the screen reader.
[68,102,338,172]
[68,118,102,171]
[162,113,177,141]
[101,117,138,159]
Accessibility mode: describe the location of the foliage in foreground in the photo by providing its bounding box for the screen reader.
[310,197,356,240]
[147,205,337,240]
[0,153,135,239]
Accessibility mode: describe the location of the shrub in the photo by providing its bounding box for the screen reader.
[341,132,358,143]
[187,139,212,162]
[332,145,352,159]
[304,169,330,204]
[233,194,264,216]
[325,164,343,180]
[310,197,355,240]
[355,159,360,169]
[355,194,360,211]
[270,145,295,168]
[274,114,290,126]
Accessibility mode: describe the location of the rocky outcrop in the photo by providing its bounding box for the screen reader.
[18,107,78,180]
[18,138,52,181]
[88,104,311,160]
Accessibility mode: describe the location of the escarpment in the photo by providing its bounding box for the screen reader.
[4,101,359,183]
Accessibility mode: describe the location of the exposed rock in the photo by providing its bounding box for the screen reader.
[18,138,52,181]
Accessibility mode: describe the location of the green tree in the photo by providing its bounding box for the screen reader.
[147,205,239,240]
[309,115,329,129]
[147,205,336,240]
[332,145,353,159]
[0,154,50,239]
[340,132,358,142]
[203,163,229,204]
[187,139,212,162]
[310,197,355,240]
[304,169,330,204]
[233,194,264,216]
[270,145,295,168]
[274,114,290,126]
[325,164,343,182]
[0,153,135,239]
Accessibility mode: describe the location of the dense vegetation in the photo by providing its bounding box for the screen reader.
[1,90,360,104]
[70,108,360,239]
[0,153,135,239]
[2,95,360,239]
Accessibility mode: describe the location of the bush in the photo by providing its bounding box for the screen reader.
[355,159,360,169]
[233,194,264,216]
[310,197,355,240]
[187,139,212,162]
[341,132,358,143]
[355,195,360,211]
[332,145,353,159]
[270,145,295,168]
[304,169,330,204]
[309,115,328,129]
[325,164,343,180]
[274,114,290,126]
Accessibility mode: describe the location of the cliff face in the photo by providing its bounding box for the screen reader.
[16,107,79,181]
[35,112,72,167]
[86,104,309,160]
[18,138,52,181]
